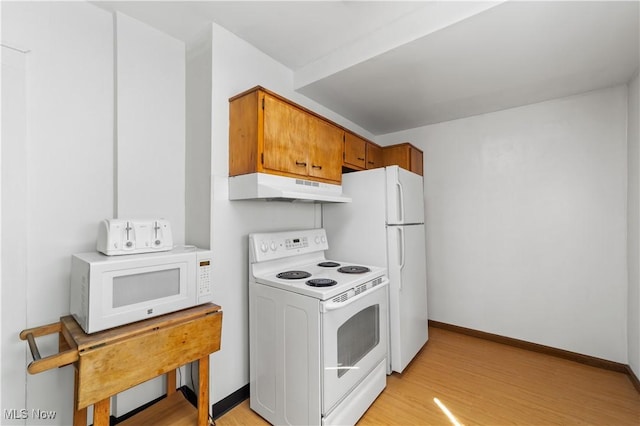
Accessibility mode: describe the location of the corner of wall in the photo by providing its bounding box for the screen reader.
[627,69,640,377]
[185,29,213,250]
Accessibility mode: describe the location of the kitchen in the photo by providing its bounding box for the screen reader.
[1,1,639,425]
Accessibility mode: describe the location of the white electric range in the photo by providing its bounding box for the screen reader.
[249,228,389,426]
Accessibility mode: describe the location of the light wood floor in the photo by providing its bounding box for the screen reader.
[215,327,640,425]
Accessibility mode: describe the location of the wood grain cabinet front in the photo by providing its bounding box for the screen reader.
[343,132,384,172]
[343,131,367,170]
[308,114,343,182]
[382,143,424,176]
[366,142,383,169]
[229,87,342,184]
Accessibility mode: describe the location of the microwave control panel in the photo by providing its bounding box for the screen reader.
[197,255,212,301]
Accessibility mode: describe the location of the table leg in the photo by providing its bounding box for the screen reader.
[166,368,177,395]
[93,398,110,426]
[73,369,87,426]
[198,356,210,426]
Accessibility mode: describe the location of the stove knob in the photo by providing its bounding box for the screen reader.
[314,236,321,244]
[270,241,277,251]
[260,241,268,253]
[321,236,326,243]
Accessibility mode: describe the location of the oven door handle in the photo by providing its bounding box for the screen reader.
[321,279,389,312]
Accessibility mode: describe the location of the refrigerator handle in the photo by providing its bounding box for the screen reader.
[396,181,405,223]
[398,227,406,290]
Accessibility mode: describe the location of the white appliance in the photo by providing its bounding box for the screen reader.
[229,172,352,203]
[249,228,388,426]
[97,218,173,255]
[70,246,212,333]
[323,165,428,373]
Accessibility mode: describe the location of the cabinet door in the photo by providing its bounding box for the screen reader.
[366,142,383,169]
[344,132,366,170]
[309,117,343,183]
[382,145,410,170]
[383,143,423,176]
[263,94,310,177]
[410,146,423,176]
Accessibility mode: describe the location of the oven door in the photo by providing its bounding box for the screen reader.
[321,278,389,415]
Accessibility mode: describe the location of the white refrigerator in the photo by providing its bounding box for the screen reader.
[323,165,428,373]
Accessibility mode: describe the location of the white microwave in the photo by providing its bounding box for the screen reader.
[70,246,212,333]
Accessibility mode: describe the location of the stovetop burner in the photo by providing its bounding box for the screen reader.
[250,229,387,301]
[277,270,312,280]
[306,278,337,287]
[318,261,340,267]
[338,265,371,274]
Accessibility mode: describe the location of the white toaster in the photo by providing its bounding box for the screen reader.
[96,219,173,255]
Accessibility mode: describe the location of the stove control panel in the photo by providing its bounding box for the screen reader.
[250,229,329,262]
[285,236,308,250]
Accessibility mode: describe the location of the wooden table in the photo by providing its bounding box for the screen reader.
[20,303,223,426]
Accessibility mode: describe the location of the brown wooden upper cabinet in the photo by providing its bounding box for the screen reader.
[229,87,343,184]
[343,132,366,170]
[382,143,424,176]
[366,142,383,170]
[343,131,383,171]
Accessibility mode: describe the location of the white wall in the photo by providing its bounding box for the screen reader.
[378,86,629,363]
[1,45,28,425]
[186,29,212,250]
[628,71,640,376]
[1,2,187,424]
[1,2,113,424]
[116,12,186,244]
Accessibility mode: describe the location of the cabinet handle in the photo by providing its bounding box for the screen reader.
[295,161,307,167]
[312,164,322,170]
[368,161,375,165]
[357,157,365,161]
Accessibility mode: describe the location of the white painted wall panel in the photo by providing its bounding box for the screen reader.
[116,12,186,245]
[378,86,629,363]
[185,34,212,250]
[1,45,28,426]
[1,2,114,424]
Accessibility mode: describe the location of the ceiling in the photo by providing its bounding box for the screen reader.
[93,1,639,135]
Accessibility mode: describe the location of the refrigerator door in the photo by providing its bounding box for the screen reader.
[386,166,425,225]
[386,223,428,373]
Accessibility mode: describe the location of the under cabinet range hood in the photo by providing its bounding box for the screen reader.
[229,173,352,203]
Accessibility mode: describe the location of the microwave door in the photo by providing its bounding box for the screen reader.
[97,262,192,333]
